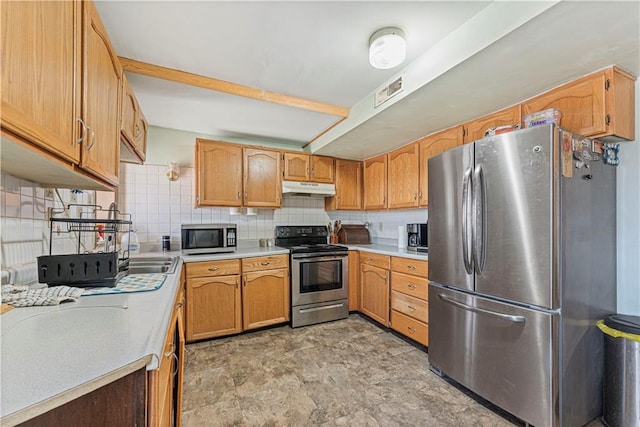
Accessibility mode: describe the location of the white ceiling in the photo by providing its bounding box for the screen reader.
[96,1,639,159]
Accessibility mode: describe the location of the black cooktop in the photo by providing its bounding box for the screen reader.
[275,226,347,253]
[287,244,348,254]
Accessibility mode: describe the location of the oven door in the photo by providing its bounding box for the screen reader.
[291,253,348,306]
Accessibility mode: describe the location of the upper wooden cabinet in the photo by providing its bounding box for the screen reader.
[283,153,334,183]
[363,154,387,210]
[463,105,522,144]
[387,143,419,209]
[195,140,281,208]
[78,1,122,186]
[522,67,636,141]
[196,140,243,207]
[1,0,82,164]
[120,74,146,164]
[418,126,463,207]
[244,147,282,208]
[325,159,362,211]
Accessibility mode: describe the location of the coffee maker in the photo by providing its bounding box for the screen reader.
[407,223,428,252]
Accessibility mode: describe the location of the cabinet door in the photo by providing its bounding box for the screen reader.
[1,0,81,163]
[242,268,289,330]
[195,140,243,207]
[363,154,387,210]
[387,143,419,209]
[80,1,121,186]
[135,110,147,162]
[283,152,310,181]
[463,105,521,144]
[243,147,282,208]
[120,75,137,146]
[348,250,360,311]
[418,126,463,207]
[186,275,241,341]
[310,155,335,183]
[326,159,362,210]
[360,264,389,326]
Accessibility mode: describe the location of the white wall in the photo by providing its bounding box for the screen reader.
[616,81,640,316]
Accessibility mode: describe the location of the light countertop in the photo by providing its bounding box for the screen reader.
[0,258,184,426]
[344,243,428,261]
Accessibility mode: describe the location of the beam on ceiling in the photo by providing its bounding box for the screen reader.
[119,57,350,118]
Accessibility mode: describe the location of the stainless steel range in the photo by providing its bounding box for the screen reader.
[275,226,349,328]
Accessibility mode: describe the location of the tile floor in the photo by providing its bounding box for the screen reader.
[181,315,606,427]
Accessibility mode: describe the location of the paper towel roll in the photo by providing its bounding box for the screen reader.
[397,225,407,248]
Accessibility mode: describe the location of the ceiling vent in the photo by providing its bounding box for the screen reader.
[374,75,404,108]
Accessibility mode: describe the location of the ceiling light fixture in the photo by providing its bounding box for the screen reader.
[369,27,406,70]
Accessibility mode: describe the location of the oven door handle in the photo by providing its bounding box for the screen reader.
[292,254,348,261]
[299,303,345,314]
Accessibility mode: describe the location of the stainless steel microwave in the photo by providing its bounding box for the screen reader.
[181,224,237,254]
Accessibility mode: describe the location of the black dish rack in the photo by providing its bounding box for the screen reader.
[37,204,132,287]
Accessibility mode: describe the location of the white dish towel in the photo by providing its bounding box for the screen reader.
[1,285,84,307]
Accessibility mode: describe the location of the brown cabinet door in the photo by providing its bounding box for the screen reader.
[242,268,289,330]
[1,0,81,163]
[418,126,463,207]
[326,159,362,210]
[387,143,419,209]
[348,250,360,311]
[135,110,147,162]
[310,155,335,183]
[120,75,137,146]
[363,154,387,210]
[186,275,242,341]
[463,105,522,144]
[283,152,310,181]
[195,140,243,207]
[243,147,282,208]
[359,264,389,326]
[80,1,121,186]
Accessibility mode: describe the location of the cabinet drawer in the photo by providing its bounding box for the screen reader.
[391,257,428,277]
[391,291,428,323]
[186,259,240,278]
[242,254,289,272]
[360,252,390,269]
[391,272,428,300]
[391,310,428,347]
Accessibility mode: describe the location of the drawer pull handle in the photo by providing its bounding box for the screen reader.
[407,326,416,333]
[164,343,175,357]
[408,265,416,270]
[407,305,416,311]
[260,261,270,266]
[208,267,219,271]
[407,284,416,289]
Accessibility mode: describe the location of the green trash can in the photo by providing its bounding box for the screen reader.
[597,314,640,427]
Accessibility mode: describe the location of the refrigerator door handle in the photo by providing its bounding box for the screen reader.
[473,165,487,274]
[437,293,526,323]
[461,167,473,274]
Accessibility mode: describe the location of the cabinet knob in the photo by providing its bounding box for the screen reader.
[407,326,416,333]
[408,265,416,270]
[208,267,219,271]
[407,305,416,311]
[407,284,416,289]
[86,125,96,151]
[260,261,270,266]
[76,117,87,146]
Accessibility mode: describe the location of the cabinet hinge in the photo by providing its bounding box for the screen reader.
[605,79,610,91]
[605,114,611,126]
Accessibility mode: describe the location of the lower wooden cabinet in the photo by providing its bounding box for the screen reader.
[389,257,429,346]
[185,255,289,342]
[242,266,289,330]
[348,250,360,311]
[359,252,391,326]
[148,277,186,427]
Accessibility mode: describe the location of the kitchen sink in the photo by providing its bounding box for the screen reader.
[127,256,179,275]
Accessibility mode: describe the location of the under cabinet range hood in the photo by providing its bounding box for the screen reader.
[282,180,336,196]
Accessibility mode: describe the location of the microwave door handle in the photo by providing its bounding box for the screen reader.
[461,167,473,274]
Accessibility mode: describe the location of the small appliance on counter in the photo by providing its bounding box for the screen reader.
[181,223,236,255]
[407,223,428,252]
[337,224,371,244]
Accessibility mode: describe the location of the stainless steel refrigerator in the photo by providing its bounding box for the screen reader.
[427,124,616,427]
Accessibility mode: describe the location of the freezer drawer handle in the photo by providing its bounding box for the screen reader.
[438,293,526,324]
[299,303,344,314]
